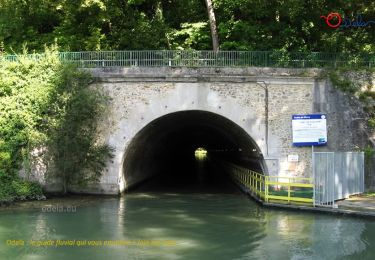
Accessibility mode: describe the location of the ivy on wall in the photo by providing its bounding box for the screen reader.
[328,68,375,127]
[0,47,113,202]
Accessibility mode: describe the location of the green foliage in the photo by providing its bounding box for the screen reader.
[362,191,375,197]
[46,67,114,191]
[363,145,375,191]
[167,22,211,50]
[328,71,358,94]
[0,48,60,174]
[0,47,113,200]
[327,67,375,134]
[0,171,43,203]
[360,90,375,100]
[0,0,374,53]
[369,118,375,129]
[363,145,375,162]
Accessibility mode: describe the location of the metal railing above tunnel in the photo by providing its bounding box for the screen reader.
[2,50,374,69]
[219,160,315,206]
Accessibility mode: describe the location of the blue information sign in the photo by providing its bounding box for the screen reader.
[292,114,327,146]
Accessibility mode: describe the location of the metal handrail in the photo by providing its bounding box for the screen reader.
[222,160,314,205]
[1,50,374,68]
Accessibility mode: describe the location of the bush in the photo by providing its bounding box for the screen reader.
[369,118,375,129]
[329,71,357,94]
[0,47,113,202]
[0,171,43,203]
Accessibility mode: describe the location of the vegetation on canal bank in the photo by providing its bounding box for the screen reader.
[0,47,113,204]
[0,173,44,204]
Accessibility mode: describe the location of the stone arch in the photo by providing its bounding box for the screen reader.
[102,83,268,192]
[121,110,267,191]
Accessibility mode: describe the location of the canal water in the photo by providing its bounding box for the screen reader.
[1,191,375,260]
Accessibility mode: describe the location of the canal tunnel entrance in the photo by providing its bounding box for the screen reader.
[122,110,267,192]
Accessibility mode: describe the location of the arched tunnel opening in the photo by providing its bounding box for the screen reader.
[122,110,267,193]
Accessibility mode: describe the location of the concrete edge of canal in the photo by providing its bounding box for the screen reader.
[235,181,375,219]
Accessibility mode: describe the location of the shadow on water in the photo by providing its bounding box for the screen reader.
[117,156,268,258]
[118,155,375,260]
[120,193,267,259]
[2,158,375,259]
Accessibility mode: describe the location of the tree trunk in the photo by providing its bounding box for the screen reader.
[204,0,219,52]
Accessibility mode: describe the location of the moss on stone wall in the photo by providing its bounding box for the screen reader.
[328,68,375,134]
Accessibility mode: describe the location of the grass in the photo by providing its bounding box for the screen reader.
[360,191,375,198]
[268,189,313,199]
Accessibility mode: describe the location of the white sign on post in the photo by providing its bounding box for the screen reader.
[287,154,299,162]
[292,114,327,146]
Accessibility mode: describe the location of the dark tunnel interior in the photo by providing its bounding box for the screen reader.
[122,110,266,193]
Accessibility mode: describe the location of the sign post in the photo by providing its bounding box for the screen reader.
[292,114,328,207]
[312,145,315,206]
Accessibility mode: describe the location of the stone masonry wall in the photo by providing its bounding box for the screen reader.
[26,67,371,194]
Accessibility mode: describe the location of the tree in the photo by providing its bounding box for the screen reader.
[0,0,374,54]
[204,0,219,51]
[0,48,113,195]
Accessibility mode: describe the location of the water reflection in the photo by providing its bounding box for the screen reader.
[120,193,266,259]
[0,194,374,259]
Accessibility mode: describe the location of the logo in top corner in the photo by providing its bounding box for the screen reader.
[320,12,375,28]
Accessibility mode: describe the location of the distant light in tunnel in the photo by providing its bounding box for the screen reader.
[194,147,208,160]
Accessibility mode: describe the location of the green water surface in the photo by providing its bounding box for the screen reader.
[1,193,375,260]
